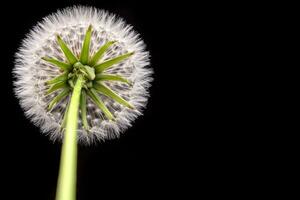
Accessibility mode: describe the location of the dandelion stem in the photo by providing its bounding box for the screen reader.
[56,75,84,200]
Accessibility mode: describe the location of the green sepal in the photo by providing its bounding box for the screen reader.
[42,57,72,71]
[79,25,92,65]
[46,81,68,95]
[94,52,134,73]
[82,65,95,80]
[95,74,131,85]
[68,79,75,88]
[86,88,114,120]
[80,89,89,130]
[48,88,70,111]
[86,81,93,88]
[47,72,69,85]
[93,82,134,109]
[73,62,95,80]
[56,35,78,65]
[89,41,116,67]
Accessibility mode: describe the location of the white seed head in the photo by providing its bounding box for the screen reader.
[13,6,153,145]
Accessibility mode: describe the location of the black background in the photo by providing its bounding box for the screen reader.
[0,0,196,199]
[0,1,285,198]
[0,0,265,199]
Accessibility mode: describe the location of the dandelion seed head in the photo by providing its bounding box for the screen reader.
[14,6,153,145]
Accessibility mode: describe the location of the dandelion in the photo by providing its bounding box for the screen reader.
[14,6,152,143]
[13,6,152,200]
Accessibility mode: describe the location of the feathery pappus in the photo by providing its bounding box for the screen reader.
[14,6,153,145]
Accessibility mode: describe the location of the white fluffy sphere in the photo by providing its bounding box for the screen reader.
[14,6,153,144]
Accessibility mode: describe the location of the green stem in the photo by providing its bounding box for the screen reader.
[56,76,84,200]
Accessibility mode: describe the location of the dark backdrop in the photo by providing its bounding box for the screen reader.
[0,0,193,199]
[0,1,281,198]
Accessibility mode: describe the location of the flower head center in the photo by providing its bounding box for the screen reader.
[67,62,95,88]
[73,62,95,80]
[42,25,135,128]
